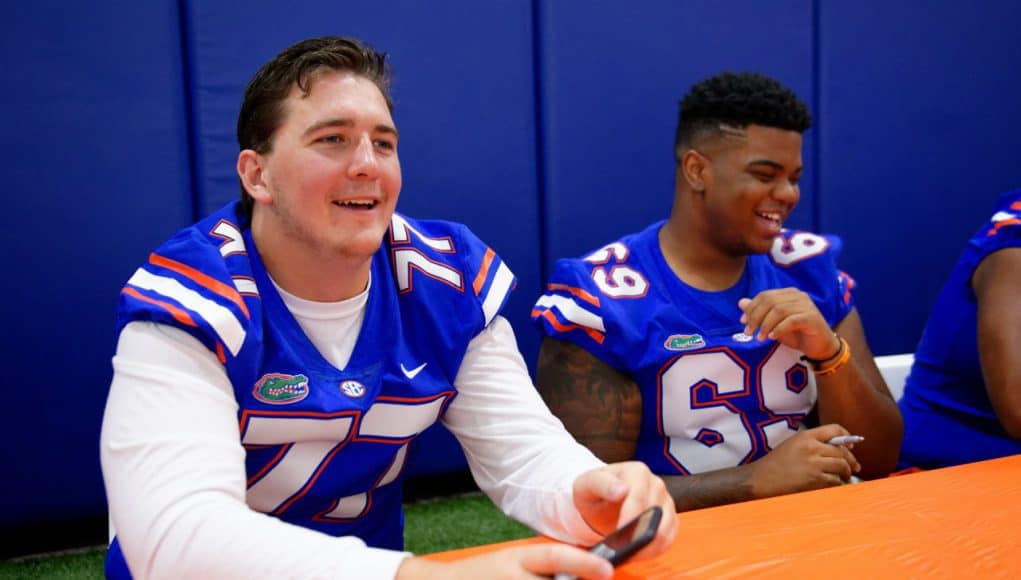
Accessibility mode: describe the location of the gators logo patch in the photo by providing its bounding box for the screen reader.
[253,373,310,405]
[665,334,706,351]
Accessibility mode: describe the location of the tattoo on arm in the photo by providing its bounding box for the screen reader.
[663,469,757,512]
[535,338,641,463]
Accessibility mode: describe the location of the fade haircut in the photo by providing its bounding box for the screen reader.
[674,71,812,161]
[236,36,392,218]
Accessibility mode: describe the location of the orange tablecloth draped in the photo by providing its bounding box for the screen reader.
[427,454,1021,577]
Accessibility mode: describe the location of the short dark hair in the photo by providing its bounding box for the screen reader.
[236,36,392,218]
[674,71,812,159]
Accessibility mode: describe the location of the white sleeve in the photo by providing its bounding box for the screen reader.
[100,321,410,580]
[444,315,605,546]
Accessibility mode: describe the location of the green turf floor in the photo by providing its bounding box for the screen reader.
[0,492,534,579]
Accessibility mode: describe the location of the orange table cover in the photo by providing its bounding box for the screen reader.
[427,454,1021,577]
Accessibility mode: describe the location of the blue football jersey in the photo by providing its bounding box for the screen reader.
[899,190,1021,468]
[115,201,515,548]
[532,221,854,475]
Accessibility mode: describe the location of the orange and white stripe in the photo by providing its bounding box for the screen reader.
[534,294,605,333]
[480,260,514,326]
[988,210,1021,236]
[126,268,247,356]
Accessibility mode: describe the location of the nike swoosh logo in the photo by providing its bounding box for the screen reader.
[400,362,427,380]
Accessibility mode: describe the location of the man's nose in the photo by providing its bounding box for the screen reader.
[774,179,799,202]
[347,135,379,178]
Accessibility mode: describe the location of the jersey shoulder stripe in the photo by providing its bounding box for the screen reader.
[982,192,1021,239]
[546,282,601,307]
[479,259,514,326]
[121,286,198,328]
[531,304,606,344]
[148,252,250,318]
[123,263,247,357]
[533,293,605,332]
[118,206,255,362]
[532,261,610,345]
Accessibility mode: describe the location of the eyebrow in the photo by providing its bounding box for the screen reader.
[302,118,399,139]
[747,159,801,172]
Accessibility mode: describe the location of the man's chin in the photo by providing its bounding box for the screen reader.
[331,232,387,260]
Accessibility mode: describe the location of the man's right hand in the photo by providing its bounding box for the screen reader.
[748,424,861,498]
[396,543,614,579]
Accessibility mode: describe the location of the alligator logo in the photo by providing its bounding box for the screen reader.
[664,334,706,351]
[253,373,310,405]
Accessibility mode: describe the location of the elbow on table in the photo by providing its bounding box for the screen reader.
[987,381,1021,439]
[860,417,904,479]
[995,407,1021,440]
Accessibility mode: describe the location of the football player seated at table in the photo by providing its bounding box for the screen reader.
[100,35,676,580]
[531,71,903,511]
[898,190,1021,469]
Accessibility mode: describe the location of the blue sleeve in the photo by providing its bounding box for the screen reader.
[770,230,856,328]
[390,214,517,335]
[531,257,632,371]
[116,225,252,363]
[971,190,1021,260]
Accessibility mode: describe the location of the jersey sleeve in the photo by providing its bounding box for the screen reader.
[531,257,632,372]
[116,225,252,364]
[389,213,517,336]
[769,230,856,328]
[971,190,1021,261]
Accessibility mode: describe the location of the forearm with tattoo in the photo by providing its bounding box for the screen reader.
[535,338,641,463]
[663,469,757,512]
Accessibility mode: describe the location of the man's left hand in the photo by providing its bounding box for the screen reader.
[573,462,677,561]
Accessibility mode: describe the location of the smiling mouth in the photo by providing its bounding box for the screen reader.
[755,211,784,230]
[334,199,378,210]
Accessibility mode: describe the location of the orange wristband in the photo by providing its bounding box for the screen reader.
[804,335,851,376]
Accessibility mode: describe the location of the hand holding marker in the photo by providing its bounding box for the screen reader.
[827,435,863,484]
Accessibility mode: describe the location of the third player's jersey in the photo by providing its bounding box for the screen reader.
[116,201,515,550]
[899,190,1021,468]
[533,221,854,475]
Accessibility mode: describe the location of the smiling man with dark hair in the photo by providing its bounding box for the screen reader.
[100,36,675,580]
[533,71,903,512]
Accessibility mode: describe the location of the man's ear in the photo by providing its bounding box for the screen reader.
[679,149,709,193]
[237,149,272,204]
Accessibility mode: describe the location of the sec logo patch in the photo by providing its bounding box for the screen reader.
[339,380,366,398]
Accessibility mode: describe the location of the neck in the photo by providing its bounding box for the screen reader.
[659,207,747,291]
[252,216,372,303]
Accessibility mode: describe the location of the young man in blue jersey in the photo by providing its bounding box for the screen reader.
[532,72,903,511]
[898,190,1021,468]
[100,36,675,579]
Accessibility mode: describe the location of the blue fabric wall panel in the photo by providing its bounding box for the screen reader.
[182,0,541,476]
[2,2,192,527]
[817,1,1021,355]
[537,0,816,272]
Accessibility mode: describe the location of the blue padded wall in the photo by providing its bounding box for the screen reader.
[182,0,542,476]
[2,0,192,538]
[817,0,1021,355]
[536,0,816,273]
